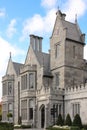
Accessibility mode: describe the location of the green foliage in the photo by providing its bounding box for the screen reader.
[72,114,83,128]
[0,114,2,121]
[56,114,64,126]
[70,126,80,130]
[65,114,72,126]
[21,125,31,128]
[7,113,13,118]
[46,127,69,130]
[83,124,87,130]
[0,122,13,130]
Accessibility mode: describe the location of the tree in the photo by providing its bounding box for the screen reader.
[65,113,72,126]
[0,114,2,121]
[72,114,83,128]
[56,114,64,126]
[7,113,13,122]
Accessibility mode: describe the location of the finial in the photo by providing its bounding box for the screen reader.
[75,14,77,23]
[10,52,11,59]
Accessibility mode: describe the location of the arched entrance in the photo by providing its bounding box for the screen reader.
[40,104,45,128]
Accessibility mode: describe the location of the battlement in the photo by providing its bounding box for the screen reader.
[65,82,87,94]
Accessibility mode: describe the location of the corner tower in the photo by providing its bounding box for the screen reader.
[50,10,86,89]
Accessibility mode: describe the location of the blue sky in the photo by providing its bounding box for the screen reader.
[0,0,87,100]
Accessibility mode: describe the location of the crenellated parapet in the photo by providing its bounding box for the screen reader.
[65,83,87,94]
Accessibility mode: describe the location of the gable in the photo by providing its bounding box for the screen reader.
[6,58,16,75]
[25,45,40,66]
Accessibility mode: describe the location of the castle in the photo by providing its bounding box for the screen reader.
[2,10,87,128]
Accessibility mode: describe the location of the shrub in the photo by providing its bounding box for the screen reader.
[0,114,2,121]
[70,126,80,130]
[46,127,69,130]
[72,114,83,129]
[21,124,31,128]
[65,114,72,126]
[83,124,87,130]
[56,114,64,126]
[0,122,13,130]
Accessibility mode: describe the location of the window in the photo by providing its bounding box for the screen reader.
[8,82,12,95]
[21,100,27,120]
[2,104,7,121]
[3,82,7,96]
[21,74,27,90]
[29,73,34,89]
[8,103,12,112]
[8,103,13,121]
[55,73,60,88]
[72,103,80,117]
[55,43,60,58]
[29,99,34,120]
[52,104,62,118]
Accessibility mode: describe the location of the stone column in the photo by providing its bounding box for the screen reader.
[27,98,29,123]
[45,104,48,128]
[33,106,36,128]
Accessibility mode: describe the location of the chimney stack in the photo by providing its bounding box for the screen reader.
[30,35,43,52]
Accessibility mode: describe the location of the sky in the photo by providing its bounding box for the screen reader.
[0,0,87,100]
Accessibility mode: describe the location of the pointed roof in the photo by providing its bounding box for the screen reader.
[52,10,85,45]
[13,62,23,75]
[6,53,23,76]
[62,20,83,43]
[34,51,50,75]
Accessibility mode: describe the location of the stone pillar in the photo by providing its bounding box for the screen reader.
[33,106,36,128]
[27,99,29,122]
[45,104,48,128]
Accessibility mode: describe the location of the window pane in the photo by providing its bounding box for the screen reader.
[8,82,12,95]
[29,73,34,89]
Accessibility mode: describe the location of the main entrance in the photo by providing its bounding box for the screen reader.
[40,105,45,128]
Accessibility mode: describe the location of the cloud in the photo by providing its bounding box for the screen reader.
[41,0,57,9]
[6,19,17,38]
[0,8,6,17]
[20,0,87,41]
[0,36,25,100]
[63,0,87,21]
[20,8,56,41]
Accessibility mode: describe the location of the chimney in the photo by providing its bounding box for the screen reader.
[30,34,43,52]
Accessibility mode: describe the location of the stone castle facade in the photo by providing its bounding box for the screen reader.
[2,10,87,128]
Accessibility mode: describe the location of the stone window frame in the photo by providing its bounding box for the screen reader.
[2,104,7,121]
[29,99,34,120]
[55,42,60,58]
[21,99,27,120]
[29,73,35,89]
[72,103,80,117]
[8,82,13,95]
[21,74,27,90]
[3,82,7,96]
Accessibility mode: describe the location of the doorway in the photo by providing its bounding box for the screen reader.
[40,105,45,128]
